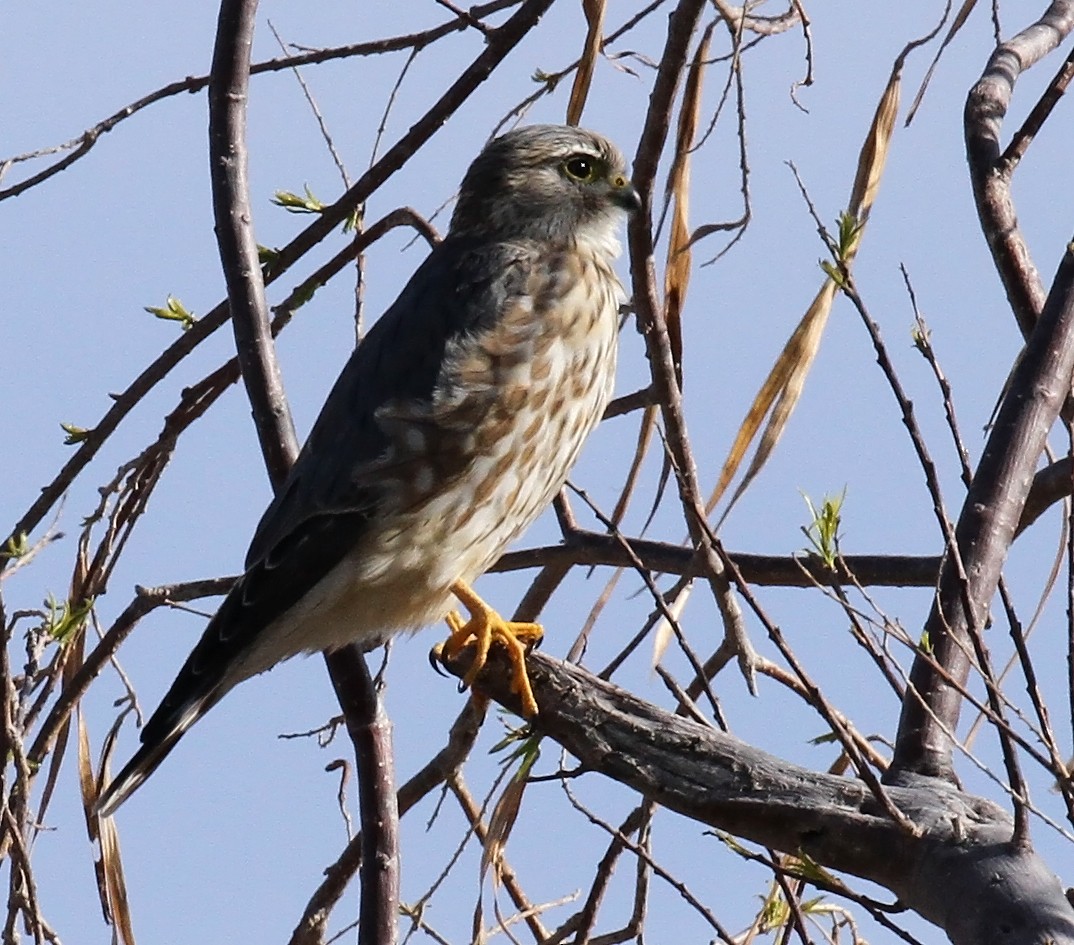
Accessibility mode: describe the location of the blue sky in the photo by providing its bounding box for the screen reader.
[3,3,1072,942]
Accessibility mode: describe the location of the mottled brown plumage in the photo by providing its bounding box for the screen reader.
[97,124,639,816]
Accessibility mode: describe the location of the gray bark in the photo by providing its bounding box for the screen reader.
[442,646,1074,945]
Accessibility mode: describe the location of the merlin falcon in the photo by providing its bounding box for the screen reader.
[97,124,640,816]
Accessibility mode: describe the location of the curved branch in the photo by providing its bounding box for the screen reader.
[965,1,1074,336]
[1020,455,1073,530]
[439,645,1074,945]
[888,3,1074,784]
[0,0,521,201]
[891,241,1074,780]
[628,0,758,688]
[2,0,554,566]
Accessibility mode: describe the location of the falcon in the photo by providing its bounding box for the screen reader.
[97,124,639,816]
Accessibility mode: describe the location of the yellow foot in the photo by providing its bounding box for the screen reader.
[435,580,543,717]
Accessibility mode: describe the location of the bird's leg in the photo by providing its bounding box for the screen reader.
[437,581,543,717]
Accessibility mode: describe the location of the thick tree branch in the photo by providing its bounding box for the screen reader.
[440,646,1074,945]
[891,241,1074,781]
[885,4,1074,784]
[965,1,1074,336]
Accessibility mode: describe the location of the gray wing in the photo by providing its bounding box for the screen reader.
[246,246,501,565]
[97,236,535,815]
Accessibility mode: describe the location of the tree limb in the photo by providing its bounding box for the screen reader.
[890,240,1074,781]
[209,0,299,485]
[440,645,1074,945]
[208,3,402,940]
[965,1,1074,336]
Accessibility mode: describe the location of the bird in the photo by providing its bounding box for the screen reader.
[96,124,640,816]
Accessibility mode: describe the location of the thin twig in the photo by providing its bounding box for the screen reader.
[885,241,1074,785]
[627,0,758,693]
[0,0,522,200]
[289,700,485,945]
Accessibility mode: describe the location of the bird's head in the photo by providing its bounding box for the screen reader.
[450,124,641,251]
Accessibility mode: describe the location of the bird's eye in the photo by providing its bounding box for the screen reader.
[562,155,600,183]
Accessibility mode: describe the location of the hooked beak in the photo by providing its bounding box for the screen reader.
[611,176,643,214]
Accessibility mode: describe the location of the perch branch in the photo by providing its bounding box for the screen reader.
[441,645,1074,945]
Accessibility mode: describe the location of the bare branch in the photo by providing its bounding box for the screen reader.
[628,0,757,691]
[891,241,1074,781]
[965,1,1074,336]
[440,645,1074,945]
[209,0,299,484]
[494,532,941,587]
[0,0,522,201]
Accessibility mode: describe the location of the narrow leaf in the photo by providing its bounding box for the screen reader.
[710,44,912,519]
[907,0,977,125]
[663,22,714,382]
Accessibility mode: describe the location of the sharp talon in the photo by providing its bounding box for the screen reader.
[429,644,448,677]
[433,581,544,718]
[456,679,468,695]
